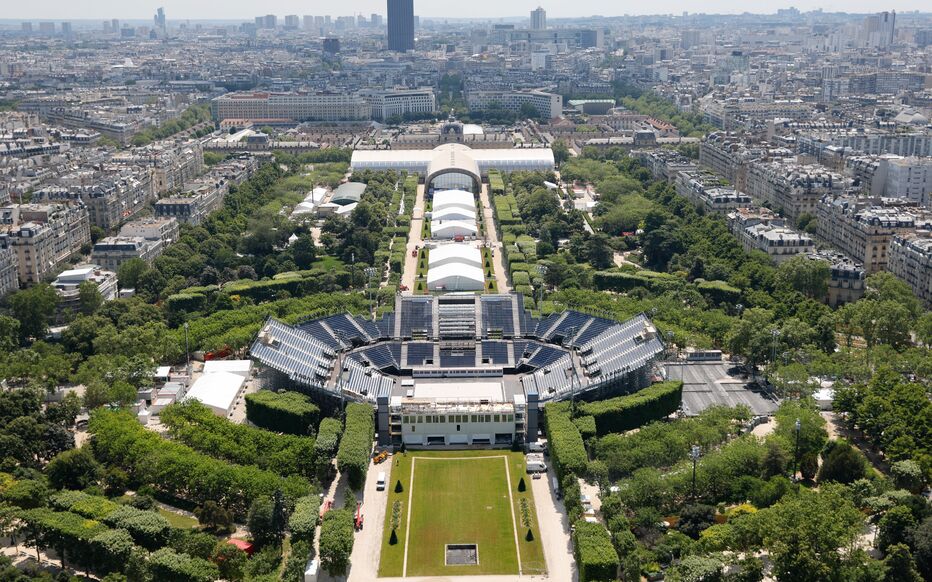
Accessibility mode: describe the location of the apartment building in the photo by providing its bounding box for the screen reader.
[52,264,118,314]
[797,131,932,160]
[212,91,371,123]
[746,161,843,223]
[699,132,765,192]
[119,216,179,248]
[815,196,917,273]
[37,170,155,231]
[361,88,436,122]
[675,170,752,214]
[90,236,158,272]
[738,223,815,263]
[465,89,563,120]
[846,155,932,207]
[887,233,932,308]
[812,250,867,308]
[631,149,697,184]
[0,204,91,285]
[0,246,18,296]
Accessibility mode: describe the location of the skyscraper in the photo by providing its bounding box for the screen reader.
[154,7,166,33]
[387,0,414,52]
[531,7,547,31]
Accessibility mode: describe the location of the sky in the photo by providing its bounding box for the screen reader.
[6,1,931,21]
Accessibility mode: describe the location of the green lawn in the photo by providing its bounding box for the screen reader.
[158,508,199,529]
[379,450,546,577]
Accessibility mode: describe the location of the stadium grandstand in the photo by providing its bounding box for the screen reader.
[249,294,664,447]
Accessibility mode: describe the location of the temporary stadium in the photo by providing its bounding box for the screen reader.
[249,293,664,447]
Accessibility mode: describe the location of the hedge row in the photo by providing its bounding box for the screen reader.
[577,381,683,436]
[543,403,588,481]
[319,508,355,576]
[593,270,683,294]
[161,400,316,478]
[148,547,220,582]
[50,490,171,549]
[573,519,620,582]
[696,279,742,305]
[289,494,322,543]
[336,403,375,490]
[245,390,321,435]
[314,417,344,462]
[89,410,312,516]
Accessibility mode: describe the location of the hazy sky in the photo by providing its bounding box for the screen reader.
[7,1,930,20]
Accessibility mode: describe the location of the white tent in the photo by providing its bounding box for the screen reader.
[432,189,476,214]
[427,263,484,291]
[182,371,245,417]
[431,206,476,222]
[431,220,478,239]
[428,244,483,270]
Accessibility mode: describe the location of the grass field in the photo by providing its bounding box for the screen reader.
[378,450,546,577]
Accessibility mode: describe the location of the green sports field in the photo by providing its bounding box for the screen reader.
[378,450,546,577]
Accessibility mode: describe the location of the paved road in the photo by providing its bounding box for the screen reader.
[401,184,426,293]
[345,455,391,582]
[478,183,511,293]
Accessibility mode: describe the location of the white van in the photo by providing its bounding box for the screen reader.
[376,471,386,491]
[527,460,548,473]
[552,476,561,499]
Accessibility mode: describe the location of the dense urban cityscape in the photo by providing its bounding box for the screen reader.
[0,2,930,582]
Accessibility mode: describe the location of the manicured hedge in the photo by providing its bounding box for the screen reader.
[315,417,344,462]
[162,400,316,478]
[289,494,321,543]
[148,547,219,582]
[593,270,683,294]
[573,519,620,582]
[336,403,374,490]
[244,390,321,435]
[573,415,597,440]
[319,508,355,576]
[577,381,683,436]
[89,410,311,516]
[696,279,742,305]
[543,403,588,481]
[50,491,171,549]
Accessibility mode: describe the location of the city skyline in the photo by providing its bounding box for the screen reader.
[5,1,932,21]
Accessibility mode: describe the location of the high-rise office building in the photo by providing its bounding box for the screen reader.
[862,11,896,49]
[387,0,415,52]
[531,7,547,30]
[154,7,166,33]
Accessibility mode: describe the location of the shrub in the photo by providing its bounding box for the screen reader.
[336,403,374,490]
[573,519,620,582]
[161,400,316,479]
[319,509,354,576]
[543,403,587,481]
[578,381,683,436]
[573,416,597,440]
[245,390,320,435]
[89,410,312,516]
[289,495,321,543]
[148,547,220,582]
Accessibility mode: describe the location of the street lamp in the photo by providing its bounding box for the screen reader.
[690,445,701,501]
[793,418,801,480]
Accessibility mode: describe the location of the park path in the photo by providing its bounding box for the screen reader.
[478,183,511,293]
[400,184,426,292]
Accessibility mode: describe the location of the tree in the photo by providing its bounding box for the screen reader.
[884,544,923,582]
[800,452,819,481]
[756,488,864,582]
[912,517,932,580]
[677,504,716,540]
[195,501,234,534]
[552,140,570,165]
[773,400,827,461]
[877,506,917,552]
[0,315,20,352]
[78,281,104,315]
[211,541,248,582]
[666,554,724,582]
[45,446,101,490]
[776,256,829,300]
[247,496,280,548]
[319,509,354,576]
[291,234,317,269]
[762,441,788,478]
[9,284,58,342]
[817,440,868,484]
[891,460,926,494]
[116,258,148,290]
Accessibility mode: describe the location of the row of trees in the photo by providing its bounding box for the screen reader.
[160,400,317,479]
